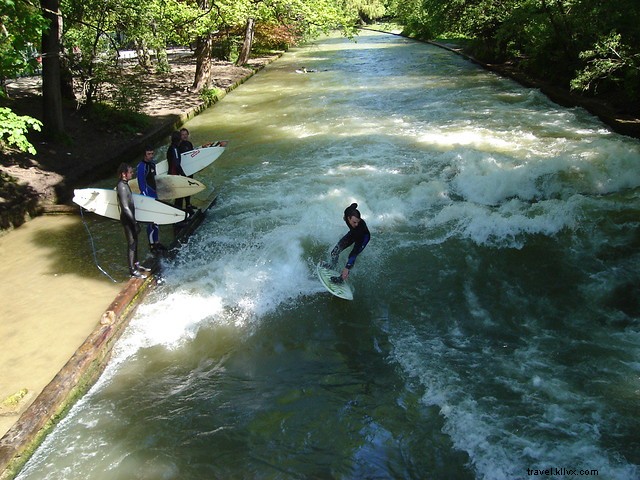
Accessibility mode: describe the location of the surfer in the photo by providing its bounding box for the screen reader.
[116,163,150,278]
[330,203,370,282]
[167,128,193,215]
[167,131,184,177]
[136,146,167,253]
[176,128,195,214]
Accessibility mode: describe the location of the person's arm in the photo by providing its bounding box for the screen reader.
[136,162,148,195]
[341,232,370,279]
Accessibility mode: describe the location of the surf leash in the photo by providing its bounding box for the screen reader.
[79,207,118,283]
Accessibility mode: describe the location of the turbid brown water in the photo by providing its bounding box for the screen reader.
[0,215,122,437]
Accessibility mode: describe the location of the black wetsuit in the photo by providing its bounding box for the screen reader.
[116,178,138,274]
[331,218,371,270]
[176,139,195,210]
[167,143,185,176]
[179,140,194,155]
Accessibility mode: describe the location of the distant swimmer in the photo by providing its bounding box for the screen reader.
[295,67,317,74]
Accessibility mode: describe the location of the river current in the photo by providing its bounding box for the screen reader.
[17,30,640,479]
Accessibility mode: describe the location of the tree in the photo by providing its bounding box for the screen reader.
[237,17,255,66]
[41,0,65,139]
[387,0,640,104]
[345,0,387,25]
[572,32,640,98]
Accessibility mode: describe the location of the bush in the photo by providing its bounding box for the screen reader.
[0,107,42,156]
[200,87,223,107]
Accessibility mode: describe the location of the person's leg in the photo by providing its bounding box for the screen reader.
[185,175,194,212]
[124,224,145,277]
[123,224,136,273]
[330,232,354,268]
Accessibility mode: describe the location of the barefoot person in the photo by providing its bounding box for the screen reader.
[330,203,371,282]
[136,146,166,253]
[116,163,150,278]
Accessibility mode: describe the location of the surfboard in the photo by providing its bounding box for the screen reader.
[129,175,206,200]
[155,141,228,176]
[317,263,354,300]
[72,188,187,225]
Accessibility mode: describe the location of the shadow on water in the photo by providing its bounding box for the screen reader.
[28,200,191,282]
[28,213,154,282]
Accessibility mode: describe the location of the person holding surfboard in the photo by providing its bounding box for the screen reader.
[329,203,371,282]
[137,146,167,253]
[168,129,195,214]
[116,163,150,278]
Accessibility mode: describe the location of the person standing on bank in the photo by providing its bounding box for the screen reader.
[179,128,195,214]
[330,203,371,282]
[136,146,166,253]
[116,163,150,278]
[168,129,195,214]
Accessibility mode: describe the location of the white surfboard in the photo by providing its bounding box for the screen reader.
[73,188,187,225]
[317,263,354,300]
[155,141,228,176]
[129,175,206,200]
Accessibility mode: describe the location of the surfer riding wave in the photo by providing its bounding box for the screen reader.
[329,203,370,282]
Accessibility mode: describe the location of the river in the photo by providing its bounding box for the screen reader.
[16,30,640,479]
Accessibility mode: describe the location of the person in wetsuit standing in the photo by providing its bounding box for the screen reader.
[136,146,166,253]
[116,163,150,278]
[168,128,195,214]
[178,128,195,213]
[330,202,371,282]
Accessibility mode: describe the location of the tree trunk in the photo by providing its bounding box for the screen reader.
[40,0,65,139]
[236,18,255,66]
[134,39,152,72]
[192,34,212,92]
